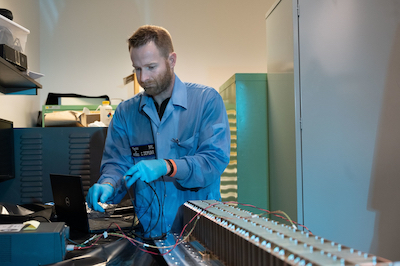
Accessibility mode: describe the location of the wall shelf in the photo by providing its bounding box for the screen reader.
[0,56,42,94]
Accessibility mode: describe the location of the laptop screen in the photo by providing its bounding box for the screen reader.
[50,174,90,234]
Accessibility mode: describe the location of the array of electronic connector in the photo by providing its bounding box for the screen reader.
[181,200,394,266]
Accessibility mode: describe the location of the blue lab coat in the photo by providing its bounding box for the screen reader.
[98,75,231,237]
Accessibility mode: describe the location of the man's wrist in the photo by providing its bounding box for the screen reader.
[165,159,177,177]
[102,182,114,188]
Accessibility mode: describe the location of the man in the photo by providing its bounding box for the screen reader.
[86,25,230,238]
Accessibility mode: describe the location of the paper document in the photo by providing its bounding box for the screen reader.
[0,224,24,232]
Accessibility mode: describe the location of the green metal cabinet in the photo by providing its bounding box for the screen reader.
[219,73,269,210]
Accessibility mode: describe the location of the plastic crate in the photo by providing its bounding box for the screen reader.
[0,14,29,52]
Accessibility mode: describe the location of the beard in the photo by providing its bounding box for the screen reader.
[141,61,173,97]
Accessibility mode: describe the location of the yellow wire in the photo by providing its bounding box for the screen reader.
[270,210,297,229]
[221,202,298,229]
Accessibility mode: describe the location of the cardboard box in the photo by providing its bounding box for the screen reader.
[80,113,100,127]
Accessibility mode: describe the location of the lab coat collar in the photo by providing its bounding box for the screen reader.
[170,75,187,110]
[138,74,187,125]
[139,74,187,112]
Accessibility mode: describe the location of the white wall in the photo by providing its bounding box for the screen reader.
[0,0,41,127]
[0,0,273,127]
[39,0,271,106]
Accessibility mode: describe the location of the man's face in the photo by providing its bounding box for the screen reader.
[130,41,174,97]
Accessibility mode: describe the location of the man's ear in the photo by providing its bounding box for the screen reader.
[168,52,177,68]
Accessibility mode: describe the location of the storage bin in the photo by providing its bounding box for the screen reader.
[42,105,117,127]
[0,14,29,52]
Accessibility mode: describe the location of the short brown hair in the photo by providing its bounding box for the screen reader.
[128,25,174,58]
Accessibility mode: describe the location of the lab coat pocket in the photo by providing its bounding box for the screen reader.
[171,133,199,158]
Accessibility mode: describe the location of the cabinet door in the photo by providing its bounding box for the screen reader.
[0,127,107,204]
[299,0,400,259]
[266,0,301,226]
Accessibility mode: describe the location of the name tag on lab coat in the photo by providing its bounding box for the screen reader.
[131,144,156,157]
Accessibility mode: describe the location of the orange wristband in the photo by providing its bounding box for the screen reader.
[165,159,174,176]
[169,159,177,177]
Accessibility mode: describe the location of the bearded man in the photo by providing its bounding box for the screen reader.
[86,25,231,239]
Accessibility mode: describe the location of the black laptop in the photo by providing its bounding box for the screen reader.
[50,173,134,235]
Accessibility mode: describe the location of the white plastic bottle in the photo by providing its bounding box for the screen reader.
[99,101,113,126]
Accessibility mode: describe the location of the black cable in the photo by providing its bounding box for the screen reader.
[160,176,166,236]
[124,177,154,232]
[124,176,165,239]
[141,181,162,236]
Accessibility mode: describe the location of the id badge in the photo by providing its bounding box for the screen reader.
[131,143,156,157]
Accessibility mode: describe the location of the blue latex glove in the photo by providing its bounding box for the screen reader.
[124,159,168,188]
[86,183,114,212]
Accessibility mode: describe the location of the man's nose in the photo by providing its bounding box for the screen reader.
[139,70,150,83]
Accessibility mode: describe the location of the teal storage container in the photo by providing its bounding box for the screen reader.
[219,73,269,210]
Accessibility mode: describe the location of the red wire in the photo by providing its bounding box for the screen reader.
[75,201,312,254]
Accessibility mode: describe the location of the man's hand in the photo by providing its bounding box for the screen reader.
[86,183,114,212]
[124,159,168,188]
